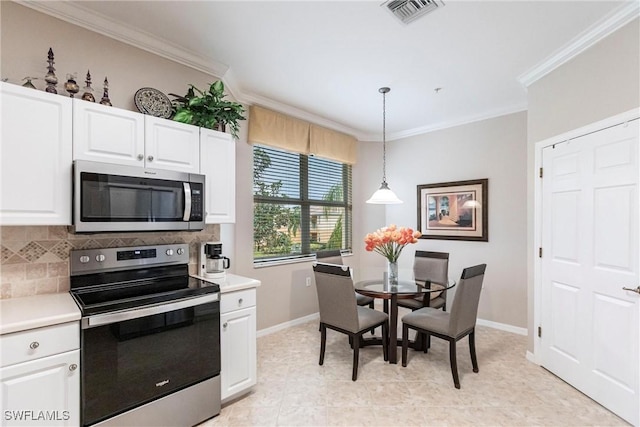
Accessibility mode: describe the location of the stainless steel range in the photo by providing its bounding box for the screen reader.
[69,244,221,427]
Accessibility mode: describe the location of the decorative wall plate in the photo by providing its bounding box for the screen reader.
[134,87,172,118]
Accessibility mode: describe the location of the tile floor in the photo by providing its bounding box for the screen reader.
[201,315,628,427]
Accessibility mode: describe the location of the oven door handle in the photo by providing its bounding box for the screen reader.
[82,293,219,329]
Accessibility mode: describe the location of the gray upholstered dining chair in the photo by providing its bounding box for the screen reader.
[313,263,389,381]
[316,250,375,309]
[401,263,486,389]
[397,250,449,312]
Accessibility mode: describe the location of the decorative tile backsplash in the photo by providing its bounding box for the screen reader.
[0,225,220,299]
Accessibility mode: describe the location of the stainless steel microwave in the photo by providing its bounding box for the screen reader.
[73,160,205,233]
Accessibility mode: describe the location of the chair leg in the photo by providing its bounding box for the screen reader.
[352,334,360,381]
[382,321,389,362]
[401,323,409,367]
[319,324,326,366]
[424,333,431,353]
[449,338,460,389]
[469,329,479,373]
[370,301,376,335]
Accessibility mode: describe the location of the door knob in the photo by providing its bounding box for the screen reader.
[622,286,640,294]
[137,154,144,161]
[147,155,154,162]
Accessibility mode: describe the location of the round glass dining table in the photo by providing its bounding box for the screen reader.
[355,278,455,364]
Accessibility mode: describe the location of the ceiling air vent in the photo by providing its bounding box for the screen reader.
[382,0,444,25]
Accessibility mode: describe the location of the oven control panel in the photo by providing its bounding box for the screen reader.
[70,244,190,275]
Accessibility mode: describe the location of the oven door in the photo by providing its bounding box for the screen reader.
[80,295,220,427]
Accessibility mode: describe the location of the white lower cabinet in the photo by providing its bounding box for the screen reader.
[0,322,80,426]
[220,289,257,402]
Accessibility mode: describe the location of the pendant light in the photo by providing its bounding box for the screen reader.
[366,87,403,204]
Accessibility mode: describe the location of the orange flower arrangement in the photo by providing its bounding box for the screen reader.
[364,224,422,262]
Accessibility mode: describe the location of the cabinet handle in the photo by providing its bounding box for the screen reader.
[69,364,78,372]
[223,322,228,329]
[238,298,243,305]
[147,155,154,162]
[137,154,144,161]
[29,341,39,350]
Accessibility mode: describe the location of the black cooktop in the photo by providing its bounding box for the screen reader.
[70,264,220,316]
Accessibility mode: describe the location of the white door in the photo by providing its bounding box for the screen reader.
[200,128,236,223]
[0,82,72,225]
[144,116,200,173]
[220,306,256,401]
[540,119,639,425]
[73,99,145,166]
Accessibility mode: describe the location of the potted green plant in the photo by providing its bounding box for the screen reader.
[170,80,246,139]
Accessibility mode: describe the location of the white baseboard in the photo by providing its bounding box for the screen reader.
[476,318,528,336]
[258,313,527,338]
[257,312,319,338]
[526,350,539,365]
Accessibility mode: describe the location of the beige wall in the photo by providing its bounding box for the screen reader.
[361,112,529,328]
[525,18,640,351]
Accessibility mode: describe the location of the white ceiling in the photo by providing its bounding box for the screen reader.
[26,1,636,140]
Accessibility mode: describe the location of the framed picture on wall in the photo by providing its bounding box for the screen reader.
[417,179,488,241]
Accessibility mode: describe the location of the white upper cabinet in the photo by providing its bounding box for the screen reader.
[73,99,145,167]
[0,82,72,225]
[144,116,200,173]
[200,128,235,223]
[73,101,200,173]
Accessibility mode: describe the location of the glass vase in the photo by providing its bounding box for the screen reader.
[387,260,399,284]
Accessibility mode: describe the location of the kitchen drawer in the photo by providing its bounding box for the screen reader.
[1,322,79,367]
[221,289,256,313]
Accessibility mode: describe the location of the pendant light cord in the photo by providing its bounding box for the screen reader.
[380,87,390,184]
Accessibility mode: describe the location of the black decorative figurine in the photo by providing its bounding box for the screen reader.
[81,70,95,102]
[44,47,58,94]
[99,77,112,106]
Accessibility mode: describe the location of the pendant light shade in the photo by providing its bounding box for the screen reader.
[367,87,403,204]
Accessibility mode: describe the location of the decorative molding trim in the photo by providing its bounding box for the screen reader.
[257,312,319,338]
[16,0,230,79]
[518,2,640,87]
[377,103,528,142]
[477,318,528,336]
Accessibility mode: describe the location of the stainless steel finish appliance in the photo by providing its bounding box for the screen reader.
[70,244,221,427]
[199,241,230,280]
[73,160,205,233]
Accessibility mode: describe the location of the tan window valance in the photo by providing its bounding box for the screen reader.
[309,125,356,165]
[248,105,357,164]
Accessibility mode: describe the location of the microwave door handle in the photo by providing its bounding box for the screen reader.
[183,182,192,221]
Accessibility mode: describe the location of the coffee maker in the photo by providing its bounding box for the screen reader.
[199,241,231,280]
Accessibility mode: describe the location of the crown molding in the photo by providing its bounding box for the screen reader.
[359,102,528,142]
[518,1,640,87]
[15,0,230,78]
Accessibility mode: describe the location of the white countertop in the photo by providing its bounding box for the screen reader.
[0,293,81,335]
[192,273,261,293]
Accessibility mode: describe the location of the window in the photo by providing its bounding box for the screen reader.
[253,144,352,262]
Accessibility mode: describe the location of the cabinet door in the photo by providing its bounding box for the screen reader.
[220,306,256,401]
[200,129,236,223]
[0,350,79,427]
[0,83,72,225]
[145,116,200,173]
[73,99,145,167]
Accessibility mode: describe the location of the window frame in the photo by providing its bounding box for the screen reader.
[252,145,352,266]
